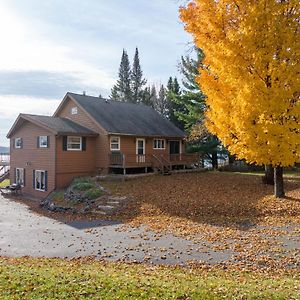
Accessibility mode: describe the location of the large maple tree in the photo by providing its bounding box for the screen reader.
[180,0,300,197]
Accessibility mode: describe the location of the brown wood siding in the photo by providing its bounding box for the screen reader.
[112,135,184,156]
[55,136,96,188]
[109,135,185,167]
[56,96,109,170]
[9,121,55,199]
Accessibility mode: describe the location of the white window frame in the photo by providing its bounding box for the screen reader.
[153,139,165,150]
[39,136,48,148]
[16,168,24,186]
[35,170,46,192]
[71,107,78,115]
[67,136,82,151]
[110,136,120,151]
[15,137,22,149]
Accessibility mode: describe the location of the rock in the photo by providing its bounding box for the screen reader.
[83,206,90,213]
[97,205,115,211]
[108,196,127,202]
[107,201,120,205]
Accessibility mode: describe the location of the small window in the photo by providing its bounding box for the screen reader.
[15,138,22,149]
[71,107,78,115]
[35,170,46,191]
[39,136,48,148]
[16,168,24,186]
[67,136,82,151]
[153,139,165,149]
[110,136,120,151]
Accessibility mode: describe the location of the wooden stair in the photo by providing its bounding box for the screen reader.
[152,155,172,175]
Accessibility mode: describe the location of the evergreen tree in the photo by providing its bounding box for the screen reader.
[171,47,222,169]
[174,48,206,129]
[150,85,158,108]
[167,77,186,131]
[140,86,154,108]
[131,47,147,103]
[110,49,132,101]
[154,85,169,118]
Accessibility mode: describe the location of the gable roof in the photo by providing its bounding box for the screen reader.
[63,93,186,138]
[7,114,98,138]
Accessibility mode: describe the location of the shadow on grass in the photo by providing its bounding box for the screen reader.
[104,172,300,230]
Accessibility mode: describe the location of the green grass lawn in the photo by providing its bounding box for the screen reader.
[0,258,299,299]
[0,179,9,188]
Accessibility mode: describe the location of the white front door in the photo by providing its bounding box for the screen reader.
[136,138,145,163]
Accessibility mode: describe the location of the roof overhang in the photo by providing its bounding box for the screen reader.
[7,114,99,138]
[107,132,186,138]
[6,114,57,138]
[56,132,98,137]
[53,92,106,133]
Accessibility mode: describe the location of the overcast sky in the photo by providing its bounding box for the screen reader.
[0,0,192,146]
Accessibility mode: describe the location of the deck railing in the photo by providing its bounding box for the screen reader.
[109,152,201,168]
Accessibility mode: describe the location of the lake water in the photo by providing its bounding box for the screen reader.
[0,154,10,177]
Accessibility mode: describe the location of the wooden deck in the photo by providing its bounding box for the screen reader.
[109,153,202,171]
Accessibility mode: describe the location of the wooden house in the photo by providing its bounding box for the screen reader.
[7,92,200,198]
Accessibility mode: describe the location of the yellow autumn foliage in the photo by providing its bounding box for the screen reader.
[180,0,300,166]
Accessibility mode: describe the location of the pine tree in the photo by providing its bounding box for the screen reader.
[110,49,132,101]
[173,48,206,129]
[154,85,169,118]
[181,0,300,197]
[150,85,158,108]
[131,47,147,103]
[167,77,185,131]
[140,86,154,108]
[169,48,222,168]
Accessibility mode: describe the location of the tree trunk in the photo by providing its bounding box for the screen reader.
[228,154,235,165]
[211,152,218,169]
[262,164,274,185]
[274,166,285,198]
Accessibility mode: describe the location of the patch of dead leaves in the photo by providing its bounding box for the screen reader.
[103,172,300,270]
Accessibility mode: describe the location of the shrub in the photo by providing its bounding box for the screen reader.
[51,191,64,202]
[84,188,103,200]
[73,177,92,184]
[72,182,94,191]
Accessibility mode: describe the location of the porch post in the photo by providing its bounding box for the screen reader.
[122,154,126,175]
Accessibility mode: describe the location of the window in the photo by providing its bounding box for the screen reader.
[110,136,120,151]
[35,170,47,191]
[16,168,24,186]
[153,139,165,149]
[15,138,22,149]
[67,136,82,150]
[39,136,48,148]
[71,107,78,115]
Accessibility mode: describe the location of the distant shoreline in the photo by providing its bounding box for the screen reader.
[0,147,9,154]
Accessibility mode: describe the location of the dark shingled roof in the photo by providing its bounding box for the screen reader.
[21,114,98,136]
[68,93,186,137]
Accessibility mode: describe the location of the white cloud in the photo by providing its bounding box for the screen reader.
[0,94,61,146]
[0,2,115,90]
[0,95,60,119]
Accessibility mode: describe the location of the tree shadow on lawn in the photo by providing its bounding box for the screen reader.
[107,172,300,230]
